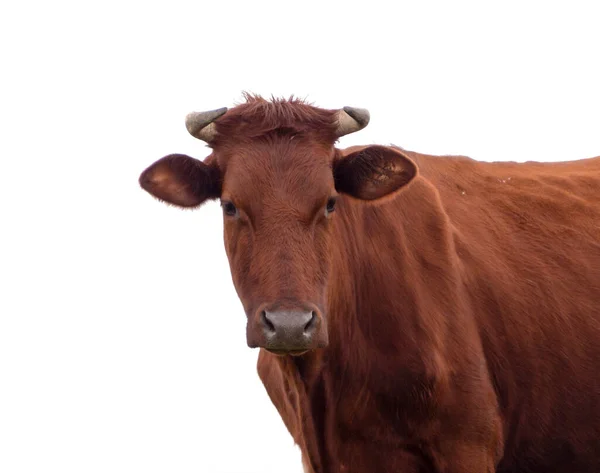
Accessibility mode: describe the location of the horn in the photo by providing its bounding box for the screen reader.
[185,107,228,142]
[335,106,370,138]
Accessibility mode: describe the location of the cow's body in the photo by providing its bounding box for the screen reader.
[258,149,600,473]
[140,96,600,472]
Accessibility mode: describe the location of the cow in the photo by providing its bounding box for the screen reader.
[139,94,600,473]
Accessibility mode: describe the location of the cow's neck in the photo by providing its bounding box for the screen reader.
[326,176,468,393]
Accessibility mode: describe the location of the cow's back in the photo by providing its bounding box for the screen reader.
[411,152,600,471]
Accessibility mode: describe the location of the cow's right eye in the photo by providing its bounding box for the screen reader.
[222,201,238,217]
[326,197,337,215]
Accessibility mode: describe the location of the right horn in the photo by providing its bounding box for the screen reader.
[335,106,370,138]
[185,107,228,143]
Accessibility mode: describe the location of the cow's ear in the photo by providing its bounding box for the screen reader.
[139,154,221,207]
[333,145,417,200]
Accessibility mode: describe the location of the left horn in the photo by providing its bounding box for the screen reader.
[335,106,370,138]
[185,107,228,143]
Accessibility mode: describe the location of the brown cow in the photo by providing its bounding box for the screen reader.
[139,94,600,473]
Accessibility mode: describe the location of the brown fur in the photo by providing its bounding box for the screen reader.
[140,96,600,473]
[211,93,339,147]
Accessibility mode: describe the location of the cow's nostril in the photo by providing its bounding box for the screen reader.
[261,311,276,333]
[304,311,317,333]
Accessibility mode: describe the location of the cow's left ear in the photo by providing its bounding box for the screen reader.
[139,154,221,207]
[333,145,418,200]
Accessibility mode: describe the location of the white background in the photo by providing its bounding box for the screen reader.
[1,1,598,472]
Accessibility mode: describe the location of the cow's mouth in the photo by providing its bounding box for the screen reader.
[266,349,309,357]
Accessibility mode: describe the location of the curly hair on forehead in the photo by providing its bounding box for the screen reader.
[212,92,339,145]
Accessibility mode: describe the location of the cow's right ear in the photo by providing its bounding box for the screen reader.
[139,154,221,208]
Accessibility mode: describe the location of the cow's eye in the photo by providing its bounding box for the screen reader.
[326,197,337,215]
[221,201,238,217]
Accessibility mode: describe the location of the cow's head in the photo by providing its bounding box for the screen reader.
[140,95,417,355]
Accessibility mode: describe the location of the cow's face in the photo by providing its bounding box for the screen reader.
[217,139,337,354]
[139,99,417,354]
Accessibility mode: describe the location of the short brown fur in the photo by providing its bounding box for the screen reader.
[140,96,600,473]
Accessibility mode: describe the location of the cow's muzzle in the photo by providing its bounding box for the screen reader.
[247,303,328,353]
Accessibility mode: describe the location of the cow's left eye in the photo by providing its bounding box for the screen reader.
[326,197,337,215]
[222,201,238,217]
